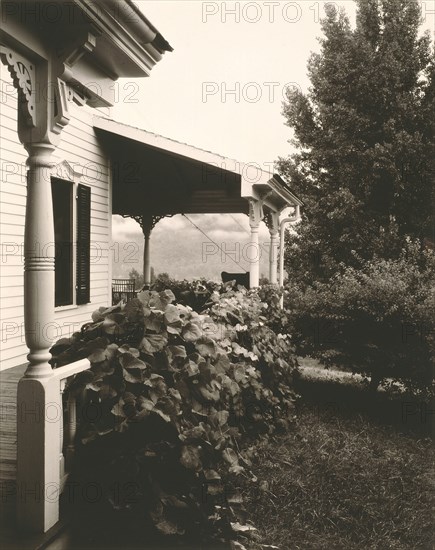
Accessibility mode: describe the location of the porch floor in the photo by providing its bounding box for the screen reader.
[0,363,24,482]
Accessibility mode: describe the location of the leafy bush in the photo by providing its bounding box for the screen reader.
[51,285,298,547]
[284,241,435,391]
[151,275,221,312]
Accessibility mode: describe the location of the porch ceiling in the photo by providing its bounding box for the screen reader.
[93,117,302,218]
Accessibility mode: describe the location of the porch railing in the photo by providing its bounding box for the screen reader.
[51,360,91,491]
[112,278,137,304]
[16,358,91,532]
[53,359,90,492]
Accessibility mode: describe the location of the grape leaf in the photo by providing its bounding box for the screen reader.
[180,444,202,471]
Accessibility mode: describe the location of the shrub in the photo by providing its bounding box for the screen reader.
[50,285,298,547]
[151,275,220,312]
[284,240,435,392]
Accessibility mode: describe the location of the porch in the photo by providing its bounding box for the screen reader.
[0,113,302,544]
[0,0,303,541]
[0,133,301,546]
[95,116,302,290]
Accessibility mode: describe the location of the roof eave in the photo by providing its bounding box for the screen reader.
[73,0,173,78]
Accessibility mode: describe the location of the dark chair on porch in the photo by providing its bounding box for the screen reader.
[112,279,137,304]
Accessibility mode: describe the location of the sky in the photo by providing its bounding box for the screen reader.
[115,0,357,164]
[111,0,434,282]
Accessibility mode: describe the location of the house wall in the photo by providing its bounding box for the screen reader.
[0,66,113,371]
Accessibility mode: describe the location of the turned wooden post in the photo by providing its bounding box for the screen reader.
[268,211,280,284]
[65,391,77,468]
[143,226,152,287]
[248,199,263,288]
[22,143,56,377]
[59,380,66,485]
[16,143,63,532]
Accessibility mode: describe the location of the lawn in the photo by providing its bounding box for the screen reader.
[236,401,434,550]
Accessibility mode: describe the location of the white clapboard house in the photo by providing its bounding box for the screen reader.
[0,0,302,539]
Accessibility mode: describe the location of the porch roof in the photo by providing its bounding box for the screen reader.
[93,116,303,218]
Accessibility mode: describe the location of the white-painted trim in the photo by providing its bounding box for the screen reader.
[54,304,78,312]
[50,358,91,381]
[107,155,113,306]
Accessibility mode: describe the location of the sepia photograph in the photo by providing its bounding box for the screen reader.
[0,0,434,548]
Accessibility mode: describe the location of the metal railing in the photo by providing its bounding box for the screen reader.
[112,278,137,304]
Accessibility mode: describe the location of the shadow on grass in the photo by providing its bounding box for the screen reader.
[294,366,434,436]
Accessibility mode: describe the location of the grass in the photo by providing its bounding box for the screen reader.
[235,402,434,550]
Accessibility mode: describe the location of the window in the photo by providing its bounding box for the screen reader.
[51,178,91,307]
[52,178,73,307]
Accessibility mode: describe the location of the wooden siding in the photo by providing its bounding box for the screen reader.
[0,66,113,371]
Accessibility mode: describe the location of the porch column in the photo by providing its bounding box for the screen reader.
[22,143,56,378]
[17,142,62,532]
[134,214,166,289]
[1,46,76,533]
[268,211,280,284]
[143,226,152,288]
[248,199,264,288]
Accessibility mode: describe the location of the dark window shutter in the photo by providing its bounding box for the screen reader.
[76,184,91,305]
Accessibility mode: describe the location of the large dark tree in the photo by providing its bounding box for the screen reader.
[278,0,434,284]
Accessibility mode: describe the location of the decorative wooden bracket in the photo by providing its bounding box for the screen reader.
[52,30,98,134]
[264,210,280,234]
[52,79,74,133]
[63,32,97,68]
[0,42,93,141]
[124,213,175,235]
[248,198,265,229]
[56,30,98,80]
[0,46,36,127]
[52,79,88,135]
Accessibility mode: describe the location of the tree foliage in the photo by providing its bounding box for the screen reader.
[284,240,435,391]
[278,0,434,283]
[128,268,144,290]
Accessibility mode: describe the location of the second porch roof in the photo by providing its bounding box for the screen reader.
[93,116,302,218]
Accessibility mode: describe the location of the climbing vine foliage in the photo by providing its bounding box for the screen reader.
[51,284,298,546]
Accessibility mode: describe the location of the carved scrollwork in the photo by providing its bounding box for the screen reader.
[0,47,36,127]
[123,213,175,234]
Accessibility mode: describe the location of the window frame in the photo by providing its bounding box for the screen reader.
[51,161,91,310]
